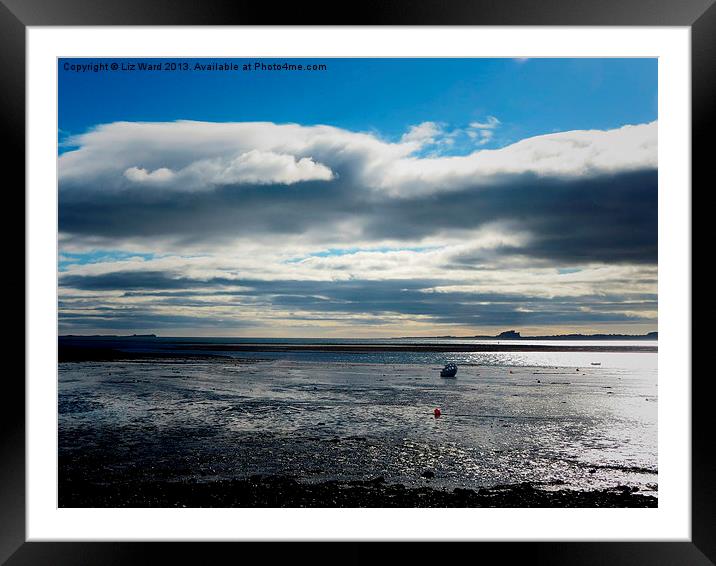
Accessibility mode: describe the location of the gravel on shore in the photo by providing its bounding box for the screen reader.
[59,475,657,508]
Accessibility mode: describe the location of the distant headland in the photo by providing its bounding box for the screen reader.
[398,330,658,340]
[59,331,657,342]
[60,334,158,339]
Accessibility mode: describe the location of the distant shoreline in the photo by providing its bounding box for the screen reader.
[167,343,657,353]
[58,343,656,362]
[396,334,658,341]
[60,332,658,341]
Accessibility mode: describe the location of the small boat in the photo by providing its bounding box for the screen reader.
[440,363,458,378]
[590,362,602,366]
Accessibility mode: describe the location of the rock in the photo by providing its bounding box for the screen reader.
[421,470,435,479]
[615,485,638,493]
[497,330,521,339]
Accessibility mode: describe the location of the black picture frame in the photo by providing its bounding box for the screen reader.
[6,1,709,563]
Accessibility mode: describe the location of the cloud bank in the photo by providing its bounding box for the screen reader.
[58,119,658,335]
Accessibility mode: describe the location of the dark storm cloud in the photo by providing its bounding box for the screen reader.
[382,170,657,265]
[59,178,362,245]
[59,169,657,265]
[60,270,202,290]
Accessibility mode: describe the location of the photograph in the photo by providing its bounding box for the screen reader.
[57,57,658,509]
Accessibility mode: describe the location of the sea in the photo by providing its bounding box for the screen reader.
[58,336,658,497]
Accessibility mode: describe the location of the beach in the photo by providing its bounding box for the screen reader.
[54,56,661,513]
[58,340,657,507]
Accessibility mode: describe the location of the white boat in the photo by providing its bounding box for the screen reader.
[440,363,458,378]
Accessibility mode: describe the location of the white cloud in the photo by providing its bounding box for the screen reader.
[469,116,501,130]
[123,150,334,188]
[400,121,443,145]
[207,150,334,185]
[124,166,176,184]
[381,121,657,196]
[60,119,657,199]
[466,129,494,146]
[58,234,657,301]
[58,119,658,335]
[466,116,500,146]
[59,121,410,185]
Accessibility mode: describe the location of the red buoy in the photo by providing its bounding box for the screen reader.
[434,408,441,418]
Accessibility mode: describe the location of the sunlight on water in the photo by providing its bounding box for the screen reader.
[59,348,657,495]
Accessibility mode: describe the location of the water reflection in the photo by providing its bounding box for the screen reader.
[59,354,657,494]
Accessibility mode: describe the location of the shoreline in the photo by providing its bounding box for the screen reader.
[174,343,657,353]
[58,343,657,363]
[58,346,234,363]
[59,349,657,508]
[171,343,659,352]
[59,475,657,508]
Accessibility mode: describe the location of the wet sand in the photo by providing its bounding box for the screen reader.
[60,474,655,508]
[59,353,657,508]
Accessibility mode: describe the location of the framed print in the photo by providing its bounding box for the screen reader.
[7,0,711,563]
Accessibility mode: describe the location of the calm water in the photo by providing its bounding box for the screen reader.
[58,341,657,496]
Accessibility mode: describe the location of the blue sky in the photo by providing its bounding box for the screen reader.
[58,58,658,337]
[59,58,657,154]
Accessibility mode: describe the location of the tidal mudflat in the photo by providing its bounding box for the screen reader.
[59,346,657,507]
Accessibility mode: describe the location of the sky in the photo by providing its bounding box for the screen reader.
[58,58,658,337]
